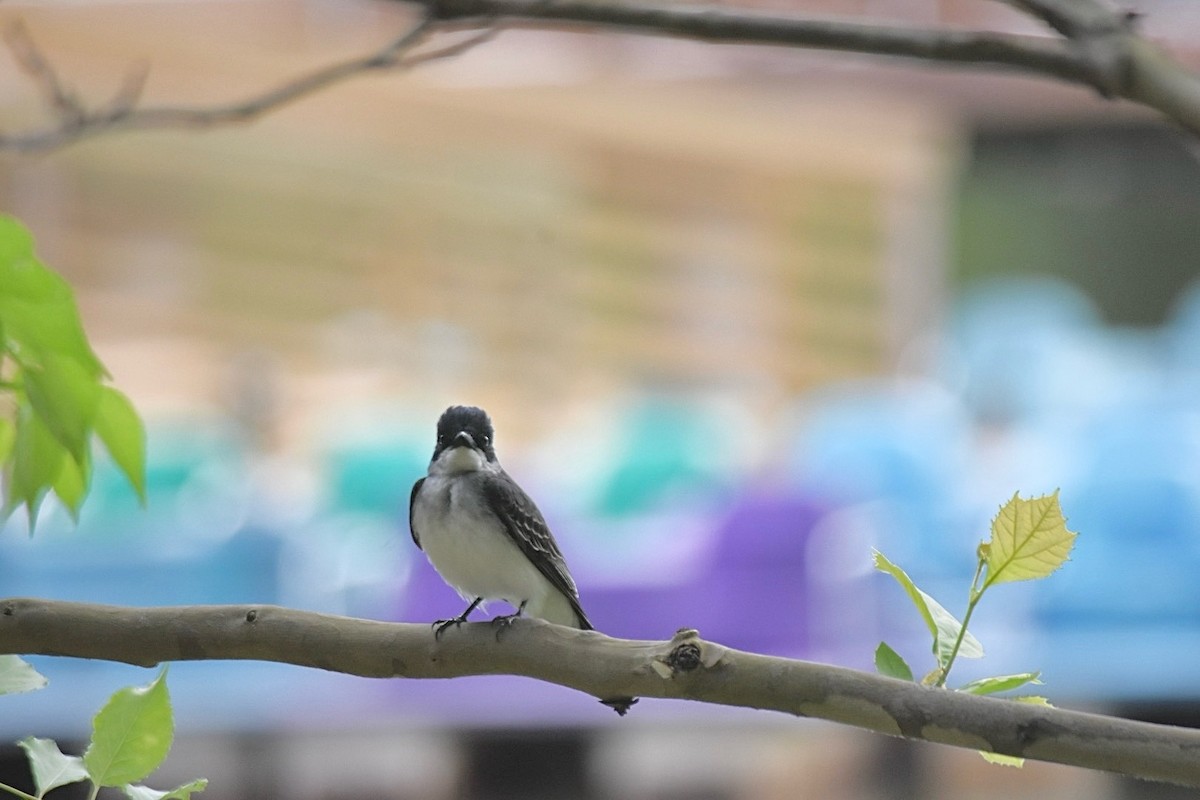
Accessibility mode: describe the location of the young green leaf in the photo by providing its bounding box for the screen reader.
[0,416,14,464]
[874,642,914,681]
[979,750,1025,767]
[4,401,66,524]
[0,216,105,377]
[123,779,208,800]
[52,445,91,521]
[84,668,174,788]
[0,655,47,695]
[958,672,1042,696]
[923,589,984,666]
[93,386,147,503]
[22,353,102,464]
[17,737,88,796]
[985,491,1076,587]
[873,550,936,638]
[874,550,983,666]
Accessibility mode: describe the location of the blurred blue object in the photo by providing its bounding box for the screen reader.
[0,528,283,607]
[789,380,976,576]
[945,277,1107,423]
[1034,401,1200,625]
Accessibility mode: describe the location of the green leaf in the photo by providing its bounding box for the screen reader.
[0,215,36,265]
[4,401,67,524]
[18,737,88,796]
[979,750,1025,767]
[0,416,14,464]
[0,655,48,695]
[84,668,174,787]
[93,386,146,503]
[873,550,936,638]
[51,445,91,520]
[873,550,983,667]
[0,217,105,377]
[985,491,1077,587]
[123,779,208,800]
[874,642,914,681]
[22,353,102,464]
[922,589,984,666]
[959,672,1042,696]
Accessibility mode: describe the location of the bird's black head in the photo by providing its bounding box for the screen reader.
[433,405,497,462]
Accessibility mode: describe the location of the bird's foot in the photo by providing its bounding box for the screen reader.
[432,614,470,641]
[432,597,483,641]
[489,602,527,640]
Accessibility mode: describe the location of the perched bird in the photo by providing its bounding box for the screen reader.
[409,405,593,638]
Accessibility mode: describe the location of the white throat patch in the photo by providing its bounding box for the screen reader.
[431,446,487,476]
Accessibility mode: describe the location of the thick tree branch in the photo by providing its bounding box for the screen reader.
[3,597,1200,787]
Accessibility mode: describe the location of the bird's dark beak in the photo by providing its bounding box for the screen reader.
[453,431,477,449]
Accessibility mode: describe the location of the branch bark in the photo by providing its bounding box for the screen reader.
[3,597,1200,787]
[416,0,1200,134]
[4,0,1200,149]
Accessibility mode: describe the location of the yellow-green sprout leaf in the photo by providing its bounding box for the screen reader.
[0,216,106,377]
[84,668,174,787]
[23,352,102,465]
[4,400,67,524]
[985,491,1076,587]
[874,550,983,667]
[18,737,89,796]
[94,386,147,504]
[874,642,914,682]
[123,779,208,800]
[980,750,1025,767]
[978,697,1053,767]
[959,672,1041,695]
[0,416,14,464]
[52,445,91,521]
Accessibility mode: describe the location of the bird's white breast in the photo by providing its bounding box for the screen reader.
[413,472,556,614]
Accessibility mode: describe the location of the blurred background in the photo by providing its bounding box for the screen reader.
[2,0,1200,798]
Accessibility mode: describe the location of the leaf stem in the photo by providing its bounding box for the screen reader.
[936,556,988,688]
[0,781,38,800]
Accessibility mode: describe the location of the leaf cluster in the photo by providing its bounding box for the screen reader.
[0,215,146,525]
[0,668,205,799]
[874,491,1077,766]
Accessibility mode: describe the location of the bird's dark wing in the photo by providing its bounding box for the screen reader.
[480,470,593,630]
[409,478,425,550]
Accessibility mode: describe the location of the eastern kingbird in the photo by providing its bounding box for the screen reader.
[409,405,593,638]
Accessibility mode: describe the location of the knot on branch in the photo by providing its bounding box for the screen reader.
[666,642,702,673]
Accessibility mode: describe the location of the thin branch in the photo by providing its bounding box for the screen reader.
[3,597,1200,787]
[413,0,1200,135]
[992,0,1131,39]
[4,0,1200,149]
[3,20,86,124]
[0,14,498,151]
[424,0,1093,82]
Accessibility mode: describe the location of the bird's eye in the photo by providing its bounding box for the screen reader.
[481,434,491,445]
[436,433,445,444]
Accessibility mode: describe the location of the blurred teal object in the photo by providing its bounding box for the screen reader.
[591,399,732,518]
[329,440,427,515]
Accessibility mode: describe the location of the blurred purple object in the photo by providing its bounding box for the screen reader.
[400,491,826,658]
